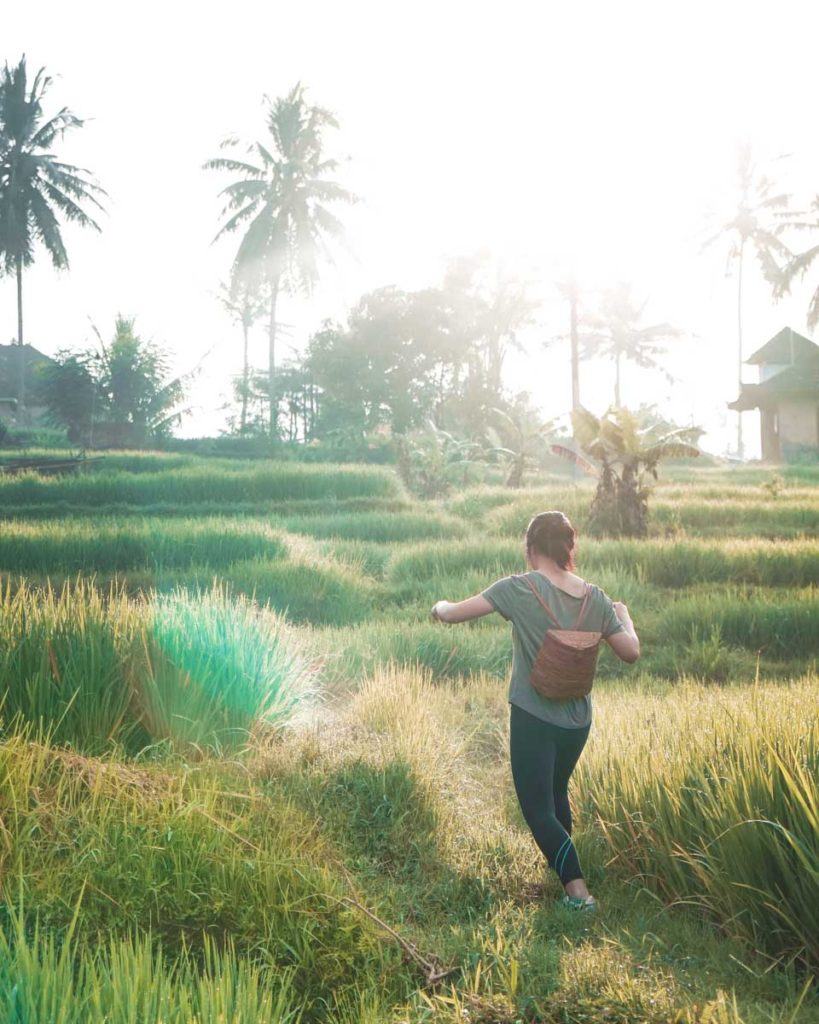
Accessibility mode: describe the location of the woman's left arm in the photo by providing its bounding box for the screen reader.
[431,595,495,623]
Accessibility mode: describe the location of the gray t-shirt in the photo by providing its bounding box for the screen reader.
[482,571,624,728]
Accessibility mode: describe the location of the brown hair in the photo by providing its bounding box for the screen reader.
[525,510,577,571]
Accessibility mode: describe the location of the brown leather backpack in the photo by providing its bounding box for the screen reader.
[524,575,602,700]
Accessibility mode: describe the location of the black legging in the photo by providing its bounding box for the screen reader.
[509,703,590,886]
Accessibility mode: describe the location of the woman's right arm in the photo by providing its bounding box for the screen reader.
[431,595,495,623]
[607,601,641,663]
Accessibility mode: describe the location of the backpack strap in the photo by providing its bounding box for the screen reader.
[573,583,592,628]
[524,575,560,627]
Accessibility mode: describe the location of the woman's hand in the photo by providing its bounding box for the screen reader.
[431,595,495,624]
[431,601,446,622]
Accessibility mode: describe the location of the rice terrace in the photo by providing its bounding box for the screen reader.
[0,453,813,1023]
[2,3,819,1021]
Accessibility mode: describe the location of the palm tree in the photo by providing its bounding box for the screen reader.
[702,143,790,457]
[769,195,819,329]
[0,56,105,424]
[205,83,356,439]
[217,277,267,433]
[582,283,681,407]
[555,276,582,411]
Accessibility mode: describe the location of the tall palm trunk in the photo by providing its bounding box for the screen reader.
[267,276,280,440]
[240,317,250,433]
[614,350,622,408]
[16,258,26,426]
[736,241,745,459]
[569,285,580,410]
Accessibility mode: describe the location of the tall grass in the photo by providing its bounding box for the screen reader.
[143,588,309,752]
[579,679,819,970]
[316,620,512,687]
[282,510,463,542]
[216,559,379,625]
[658,589,819,658]
[0,462,400,508]
[0,732,399,1018]
[388,536,819,588]
[0,903,300,1023]
[0,518,288,572]
[0,582,309,756]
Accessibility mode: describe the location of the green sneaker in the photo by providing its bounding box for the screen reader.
[559,895,597,913]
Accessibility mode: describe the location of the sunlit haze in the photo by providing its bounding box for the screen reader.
[4,0,819,454]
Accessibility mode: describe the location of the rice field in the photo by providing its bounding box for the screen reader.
[0,452,816,1023]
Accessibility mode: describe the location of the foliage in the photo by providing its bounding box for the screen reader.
[37,350,96,444]
[40,317,188,447]
[552,406,700,536]
[91,317,189,445]
[242,257,539,447]
[396,423,487,498]
[485,397,553,488]
[771,194,819,327]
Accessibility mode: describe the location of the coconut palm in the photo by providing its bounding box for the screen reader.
[770,195,819,329]
[555,276,582,411]
[205,83,356,439]
[702,143,790,457]
[217,277,267,433]
[0,56,105,423]
[582,283,681,407]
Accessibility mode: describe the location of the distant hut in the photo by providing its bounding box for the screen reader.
[728,327,819,462]
[0,342,57,426]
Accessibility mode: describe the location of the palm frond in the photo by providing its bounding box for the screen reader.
[202,157,265,177]
[28,187,69,267]
[642,442,700,461]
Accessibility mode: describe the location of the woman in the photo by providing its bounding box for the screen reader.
[431,510,640,911]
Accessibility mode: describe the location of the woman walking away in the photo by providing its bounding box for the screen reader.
[431,511,640,912]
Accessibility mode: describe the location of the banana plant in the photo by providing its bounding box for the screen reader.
[551,407,700,536]
[486,406,555,488]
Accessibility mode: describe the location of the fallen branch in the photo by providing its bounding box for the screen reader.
[334,860,458,987]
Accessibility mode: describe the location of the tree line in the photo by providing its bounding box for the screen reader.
[2,55,819,454]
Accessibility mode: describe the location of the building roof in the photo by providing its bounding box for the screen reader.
[729,362,819,411]
[0,344,57,403]
[745,327,819,365]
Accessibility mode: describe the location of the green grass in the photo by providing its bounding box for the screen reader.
[0,462,401,508]
[0,732,398,1019]
[0,459,816,1021]
[0,517,288,573]
[658,588,819,658]
[281,510,463,542]
[578,678,819,971]
[0,671,814,1022]
[0,581,309,757]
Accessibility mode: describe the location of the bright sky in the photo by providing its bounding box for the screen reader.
[3,0,819,456]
